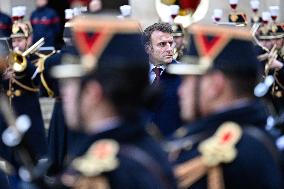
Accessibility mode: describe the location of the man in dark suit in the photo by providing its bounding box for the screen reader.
[143,22,182,137]
[166,24,283,189]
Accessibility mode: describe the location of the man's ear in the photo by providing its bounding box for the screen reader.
[145,44,151,54]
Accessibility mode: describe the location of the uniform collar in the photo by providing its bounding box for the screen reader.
[69,119,147,159]
[178,99,268,137]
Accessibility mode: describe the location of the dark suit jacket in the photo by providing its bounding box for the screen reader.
[2,60,47,160]
[150,60,182,137]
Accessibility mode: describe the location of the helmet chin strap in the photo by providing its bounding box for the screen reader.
[77,83,87,131]
[193,75,202,119]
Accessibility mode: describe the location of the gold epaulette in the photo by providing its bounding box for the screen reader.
[72,139,119,176]
[174,122,242,189]
[62,139,119,188]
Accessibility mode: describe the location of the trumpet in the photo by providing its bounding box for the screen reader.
[264,44,278,75]
[8,38,45,72]
[254,44,279,97]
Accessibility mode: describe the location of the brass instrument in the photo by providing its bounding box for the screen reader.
[32,48,56,78]
[252,23,280,97]
[8,38,45,72]
[30,49,56,97]
[265,44,278,76]
[254,44,279,97]
[251,23,269,53]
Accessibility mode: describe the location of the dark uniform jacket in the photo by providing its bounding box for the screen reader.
[0,12,12,37]
[171,99,283,189]
[0,113,14,189]
[63,119,178,189]
[2,60,47,162]
[40,46,86,176]
[30,5,60,48]
[272,56,284,114]
[151,60,182,137]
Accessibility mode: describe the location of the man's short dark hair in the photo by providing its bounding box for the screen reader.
[142,22,173,48]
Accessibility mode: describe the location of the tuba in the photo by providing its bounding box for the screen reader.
[8,38,45,72]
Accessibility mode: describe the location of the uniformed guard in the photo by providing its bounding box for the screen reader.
[228,0,247,25]
[172,23,186,61]
[253,19,284,118]
[49,15,178,189]
[30,0,61,49]
[250,0,261,25]
[166,24,283,189]
[2,22,47,184]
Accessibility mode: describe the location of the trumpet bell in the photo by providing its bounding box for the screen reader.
[8,52,27,73]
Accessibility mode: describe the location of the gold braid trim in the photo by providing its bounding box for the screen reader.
[34,50,56,97]
[174,156,224,189]
[40,73,54,97]
[208,166,224,189]
[274,71,284,90]
[174,122,241,189]
[12,78,39,92]
[175,156,207,189]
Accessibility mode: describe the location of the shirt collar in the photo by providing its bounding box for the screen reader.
[149,63,166,72]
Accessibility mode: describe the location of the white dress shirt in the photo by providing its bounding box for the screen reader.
[149,63,166,83]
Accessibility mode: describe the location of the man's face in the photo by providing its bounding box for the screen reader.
[259,39,274,50]
[178,75,198,122]
[12,37,28,52]
[178,73,213,122]
[147,31,174,65]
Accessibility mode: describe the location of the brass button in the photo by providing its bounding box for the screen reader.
[6,90,12,97]
[14,90,21,97]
